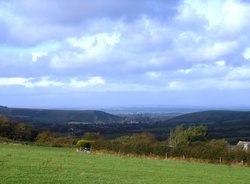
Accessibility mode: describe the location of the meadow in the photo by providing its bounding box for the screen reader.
[0,144,250,184]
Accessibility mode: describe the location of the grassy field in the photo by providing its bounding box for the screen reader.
[0,144,250,184]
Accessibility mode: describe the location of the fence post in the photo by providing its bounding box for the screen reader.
[219,157,222,163]
[165,153,168,159]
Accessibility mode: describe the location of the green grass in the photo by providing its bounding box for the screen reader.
[0,144,250,184]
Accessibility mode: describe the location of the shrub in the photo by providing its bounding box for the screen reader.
[52,136,74,147]
[36,131,55,145]
[0,136,11,143]
[76,140,94,148]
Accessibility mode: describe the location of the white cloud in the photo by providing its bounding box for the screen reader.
[32,77,64,87]
[215,60,226,66]
[220,0,250,35]
[180,68,192,74]
[226,66,250,80]
[0,77,64,88]
[67,32,120,49]
[146,71,161,79]
[243,48,250,60]
[32,52,48,62]
[0,77,31,87]
[69,76,106,88]
[183,0,250,34]
[50,32,121,69]
[199,41,238,61]
[180,0,223,27]
[0,77,105,88]
[167,81,185,90]
[165,78,250,91]
[173,31,238,63]
[177,63,228,78]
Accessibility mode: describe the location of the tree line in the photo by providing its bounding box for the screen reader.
[91,125,250,165]
[1,115,250,166]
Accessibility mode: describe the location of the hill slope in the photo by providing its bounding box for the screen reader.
[1,144,250,184]
[166,110,250,124]
[0,106,122,124]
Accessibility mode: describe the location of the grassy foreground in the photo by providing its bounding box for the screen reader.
[0,144,250,184]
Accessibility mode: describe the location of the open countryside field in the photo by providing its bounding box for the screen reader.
[0,144,250,184]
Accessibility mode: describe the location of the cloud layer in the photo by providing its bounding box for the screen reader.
[1,0,250,107]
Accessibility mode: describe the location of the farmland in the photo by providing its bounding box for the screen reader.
[0,144,250,184]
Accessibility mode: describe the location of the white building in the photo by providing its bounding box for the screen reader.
[237,141,250,151]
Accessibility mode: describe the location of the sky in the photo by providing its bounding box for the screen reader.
[1,0,250,109]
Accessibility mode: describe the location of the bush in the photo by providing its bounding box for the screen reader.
[93,133,157,155]
[36,131,55,145]
[0,136,11,143]
[76,140,94,148]
[52,136,74,147]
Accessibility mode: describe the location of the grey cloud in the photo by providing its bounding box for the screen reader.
[240,0,250,4]
[0,0,182,46]
[11,0,181,24]
[0,20,9,44]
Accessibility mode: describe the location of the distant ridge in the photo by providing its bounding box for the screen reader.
[0,106,122,124]
[166,110,250,124]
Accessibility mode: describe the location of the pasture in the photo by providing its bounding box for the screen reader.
[0,144,250,184]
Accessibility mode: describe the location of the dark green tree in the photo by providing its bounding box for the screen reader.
[168,125,207,147]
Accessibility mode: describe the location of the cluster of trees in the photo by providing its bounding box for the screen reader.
[168,125,207,146]
[92,125,209,155]
[0,116,74,147]
[0,116,37,141]
[92,125,250,165]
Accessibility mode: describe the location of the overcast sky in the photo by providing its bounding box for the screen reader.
[1,0,250,109]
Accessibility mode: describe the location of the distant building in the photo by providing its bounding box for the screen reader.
[237,141,250,151]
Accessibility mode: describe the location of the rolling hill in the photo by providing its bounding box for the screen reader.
[166,110,250,124]
[0,106,122,124]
